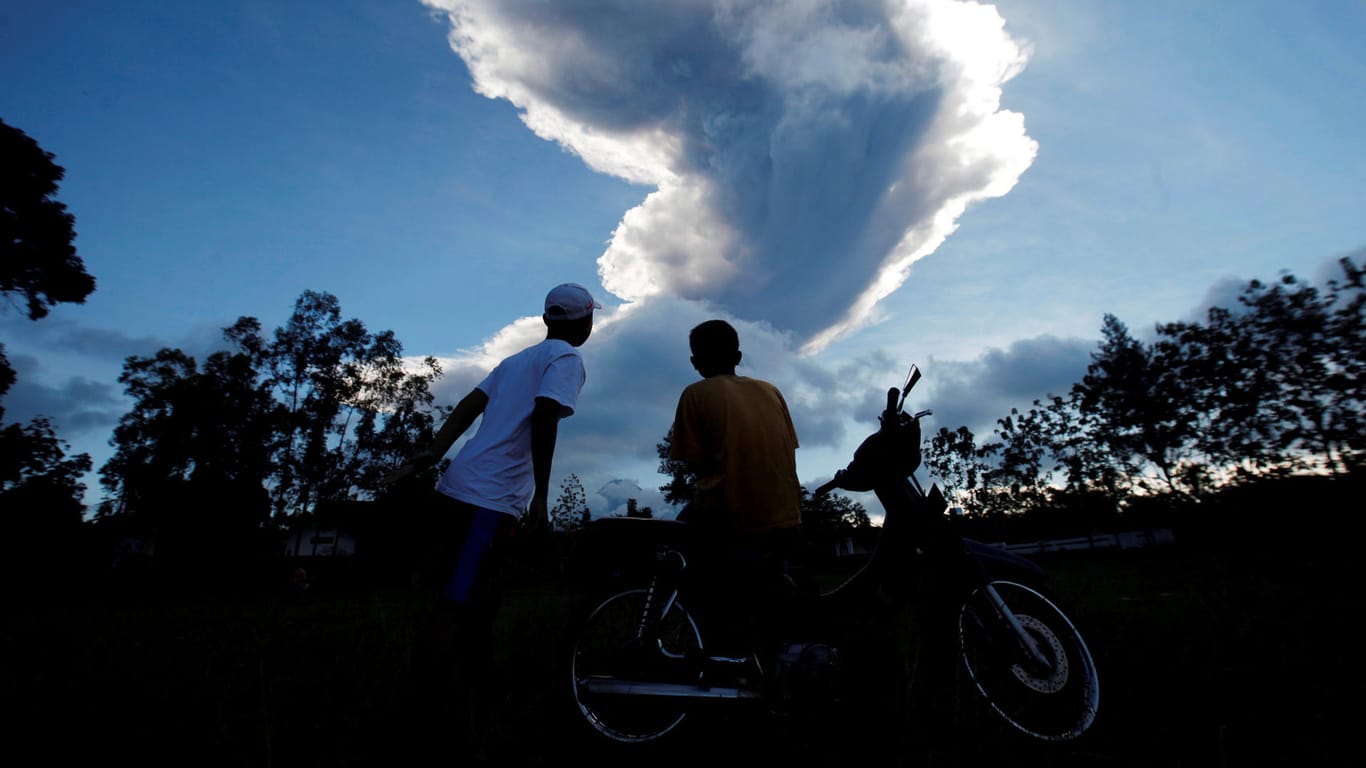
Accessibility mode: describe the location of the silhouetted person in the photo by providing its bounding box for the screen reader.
[384,282,600,757]
[670,319,802,663]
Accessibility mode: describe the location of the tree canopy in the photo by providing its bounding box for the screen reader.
[924,257,1365,522]
[1,118,96,521]
[99,290,446,527]
[1,118,95,321]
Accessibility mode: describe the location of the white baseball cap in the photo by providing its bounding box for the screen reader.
[544,283,602,321]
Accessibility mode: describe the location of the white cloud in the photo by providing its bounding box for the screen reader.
[422,0,1037,351]
[923,334,1093,439]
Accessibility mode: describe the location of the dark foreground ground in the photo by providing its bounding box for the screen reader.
[6,527,1351,767]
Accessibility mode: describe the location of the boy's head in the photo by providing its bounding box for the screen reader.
[543,283,601,347]
[689,319,741,376]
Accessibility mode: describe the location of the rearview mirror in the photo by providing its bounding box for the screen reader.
[897,364,920,413]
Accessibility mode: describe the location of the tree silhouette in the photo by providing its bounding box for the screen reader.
[800,486,870,535]
[924,257,1364,525]
[979,405,1054,516]
[1073,314,1186,494]
[1323,257,1366,471]
[551,473,590,531]
[1233,262,1365,475]
[0,118,96,521]
[925,424,987,512]
[262,290,442,517]
[656,426,695,505]
[100,291,444,527]
[100,347,214,515]
[0,118,95,321]
[0,417,91,538]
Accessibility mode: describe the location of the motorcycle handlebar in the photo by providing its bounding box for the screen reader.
[814,383,931,497]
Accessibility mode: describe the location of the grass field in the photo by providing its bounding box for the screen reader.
[6,533,1349,767]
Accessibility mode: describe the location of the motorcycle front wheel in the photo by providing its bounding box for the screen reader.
[568,587,706,745]
[957,580,1100,742]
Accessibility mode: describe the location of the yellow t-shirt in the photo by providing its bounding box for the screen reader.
[670,375,801,534]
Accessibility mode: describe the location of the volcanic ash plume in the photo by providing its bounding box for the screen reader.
[425,0,1036,352]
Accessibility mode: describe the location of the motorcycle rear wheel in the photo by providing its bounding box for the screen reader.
[568,587,706,745]
[957,580,1100,742]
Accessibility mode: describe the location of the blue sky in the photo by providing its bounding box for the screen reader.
[2,0,1363,518]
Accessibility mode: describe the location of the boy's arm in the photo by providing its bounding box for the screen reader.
[525,395,563,531]
[381,388,488,484]
[427,388,490,458]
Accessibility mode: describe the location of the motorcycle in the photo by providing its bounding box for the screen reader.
[559,364,1100,756]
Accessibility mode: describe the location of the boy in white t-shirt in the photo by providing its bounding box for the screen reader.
[385,282,600,751]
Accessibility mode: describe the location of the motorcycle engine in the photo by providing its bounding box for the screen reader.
[773,642,843,704]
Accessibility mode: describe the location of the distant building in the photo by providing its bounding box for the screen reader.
[284,525,356,558]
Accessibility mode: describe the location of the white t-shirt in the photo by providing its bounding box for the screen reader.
[437,338,586,517]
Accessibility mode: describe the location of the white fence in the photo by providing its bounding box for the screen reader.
[988,528,1175,555]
